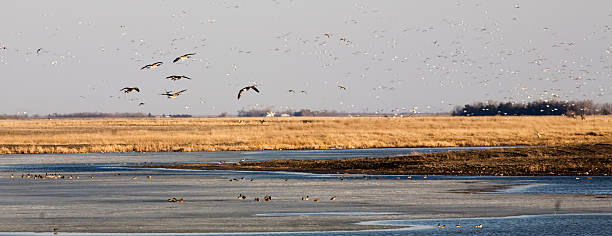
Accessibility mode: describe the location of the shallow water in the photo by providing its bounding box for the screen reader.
[0,148,610,234]
[363,213,612,236]
[0,146,511,165]
[0,147,610,195]
[2,214,610,236]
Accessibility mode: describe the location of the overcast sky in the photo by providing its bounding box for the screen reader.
[1,1,611,115]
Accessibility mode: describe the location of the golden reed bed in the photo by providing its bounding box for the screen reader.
[0,116,610,154]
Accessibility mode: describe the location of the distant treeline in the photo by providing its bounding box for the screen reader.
[238,108,348,117]
[452,100,612,116]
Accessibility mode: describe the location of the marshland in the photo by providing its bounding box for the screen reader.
[3,0,612,234]
[1,116,610,154]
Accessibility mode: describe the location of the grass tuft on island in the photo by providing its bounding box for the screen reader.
[139,143,612,176]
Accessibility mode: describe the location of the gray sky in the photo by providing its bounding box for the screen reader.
[1,0,611,115]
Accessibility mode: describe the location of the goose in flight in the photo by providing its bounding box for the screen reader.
[161,89,187,98]
[237,85,259,100]
[173,53,196,63]
[120,87,140,93]
[288,89,296,93]
[141,62,163,69]
[166,75,192,81]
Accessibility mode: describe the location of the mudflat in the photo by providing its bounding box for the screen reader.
[0,170,609,233]
[142,143,612,176]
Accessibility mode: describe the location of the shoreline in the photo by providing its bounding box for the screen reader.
[1,213,611,234]
[136,143,612,176]
[0,145,521,156]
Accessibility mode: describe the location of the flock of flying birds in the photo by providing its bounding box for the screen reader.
[122,52,270,105]
[122,49,350,106]
[2,2,611,115]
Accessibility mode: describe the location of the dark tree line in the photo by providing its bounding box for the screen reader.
[452,100,612,116]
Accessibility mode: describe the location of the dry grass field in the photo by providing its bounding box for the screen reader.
[0,116,610,154]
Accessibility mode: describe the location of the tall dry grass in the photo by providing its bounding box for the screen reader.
[0,116,610,154]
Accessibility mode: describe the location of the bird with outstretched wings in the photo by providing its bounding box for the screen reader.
[238,85,259,100]
[165,75,192,81]
[121,87,140,93]
[141,62,163,70]
[173,53,196,63]
[161,89,187,98]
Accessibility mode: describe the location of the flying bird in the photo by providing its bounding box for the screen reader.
[161,89,187,98]
[173,53,196,63]
[237,85,259,100]
[288,89,296,93]
[324,33,332,38]
[120,87,140,93]
[138,102,145,106]
[337,85,347,90]
[141,62,163,69]
[166,75,192,81]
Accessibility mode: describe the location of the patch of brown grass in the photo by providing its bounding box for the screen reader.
[0,116,610,154]
[151,143,612,176]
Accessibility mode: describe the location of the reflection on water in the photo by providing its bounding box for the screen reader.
[363,213,612,236]
[502,177,612,194]
[1,214,610,236]
[256,212,399,217]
